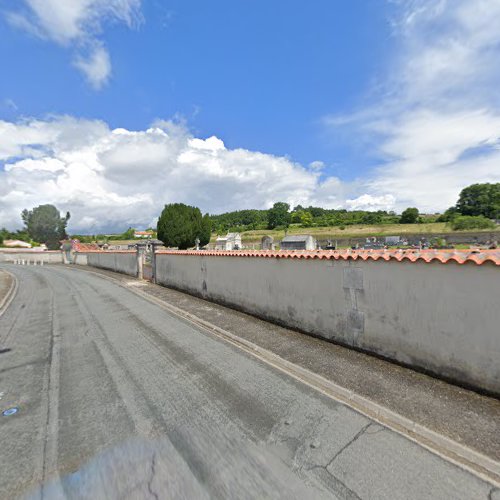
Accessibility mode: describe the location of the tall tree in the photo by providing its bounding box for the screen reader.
[157,203,210,249]
[400,207,419,224]
[267,202,291,229]
[200,214,212,246]
[455,183,500,219]
[21,204,70,249]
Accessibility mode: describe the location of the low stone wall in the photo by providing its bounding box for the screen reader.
[0,250,63,264]
[85,251,137,277]
[155,251,500,395]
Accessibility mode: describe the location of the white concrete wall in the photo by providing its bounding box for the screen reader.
[73,252,88,266]
[156,253,500,394]
[0,250,63,264]
[86,252,137,277]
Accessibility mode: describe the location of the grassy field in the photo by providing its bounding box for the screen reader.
[211,222,499,244]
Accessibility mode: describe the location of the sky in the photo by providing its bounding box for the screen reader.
[0,0,500,232]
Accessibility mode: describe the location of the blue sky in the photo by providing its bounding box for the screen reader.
[1,0,500,231]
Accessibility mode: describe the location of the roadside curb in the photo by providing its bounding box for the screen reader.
[66,265,500,487]
[0,269,18,318]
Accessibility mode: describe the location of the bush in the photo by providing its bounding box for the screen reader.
[448,215,495,231]
[400,207,419,224]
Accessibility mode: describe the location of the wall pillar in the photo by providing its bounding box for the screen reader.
[136,243,147,279]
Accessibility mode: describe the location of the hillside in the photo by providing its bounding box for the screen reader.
[211,223,499,244]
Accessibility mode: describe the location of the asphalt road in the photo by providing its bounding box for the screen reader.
[0,264,497,499]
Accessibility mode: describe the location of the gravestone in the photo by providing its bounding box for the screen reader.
[261,235,274,250]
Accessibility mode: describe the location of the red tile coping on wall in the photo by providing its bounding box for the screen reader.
[75,250,136,254]
[155,248,500,266]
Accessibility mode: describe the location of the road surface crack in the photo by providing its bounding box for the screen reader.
[147,452,159,500]
[305,422,373,474]
[326,422,373,469]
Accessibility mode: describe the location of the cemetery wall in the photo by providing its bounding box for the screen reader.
[0,250,63,264]
[155,252,500,394]
[73,252,88,265]
[86,251,137,277]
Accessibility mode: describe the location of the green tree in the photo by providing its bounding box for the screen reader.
[449,215,496,231]
[21,204,70,249]
[400,207,419,224]
[0,233,3,246]
[290,209,304,224]
[300,211,313,227]
[157,203,210,249]
[455,183,500,219]
[200,213,212,246]
[361,212,382,225]
[436,207,458,222]
[122,227,135,240]
[267,202,291,229]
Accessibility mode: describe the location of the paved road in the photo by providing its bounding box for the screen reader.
[0,265,496,499]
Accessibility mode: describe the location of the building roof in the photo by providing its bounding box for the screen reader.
[72,241,99,252]
[216,233,241,241]
[134,230,153,235]
[4,239,32,248]
[155,248,500,266]
[281,235,314,242]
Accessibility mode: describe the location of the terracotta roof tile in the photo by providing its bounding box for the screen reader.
[155,248,500,266]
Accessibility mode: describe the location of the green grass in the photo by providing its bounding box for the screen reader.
[211,222,499,244]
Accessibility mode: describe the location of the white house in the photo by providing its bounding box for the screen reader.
[134,230,154,239]
[3,239,32,248]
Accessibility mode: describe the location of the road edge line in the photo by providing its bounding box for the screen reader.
[0,268,18,318]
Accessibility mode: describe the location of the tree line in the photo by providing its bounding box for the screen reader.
[1,183,498,250]
[210,182,499,233]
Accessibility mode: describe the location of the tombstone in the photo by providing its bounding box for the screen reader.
[261,235,274,250]
[195,237,200,251]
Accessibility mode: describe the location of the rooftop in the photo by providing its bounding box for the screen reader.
[281,235,314,242]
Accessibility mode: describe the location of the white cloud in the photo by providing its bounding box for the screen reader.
[324,0,500,212]
[308,160,325,171]
[0,116,358,232]
[7,0,142,88]
[73,44,112,89]
[346,194,396,212]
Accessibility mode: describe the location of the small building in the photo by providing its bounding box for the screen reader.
[280,235,316,251]
[215,232,242,251]
[4,239,32,248]
[134,230,154,239]
[261,235,275,250]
